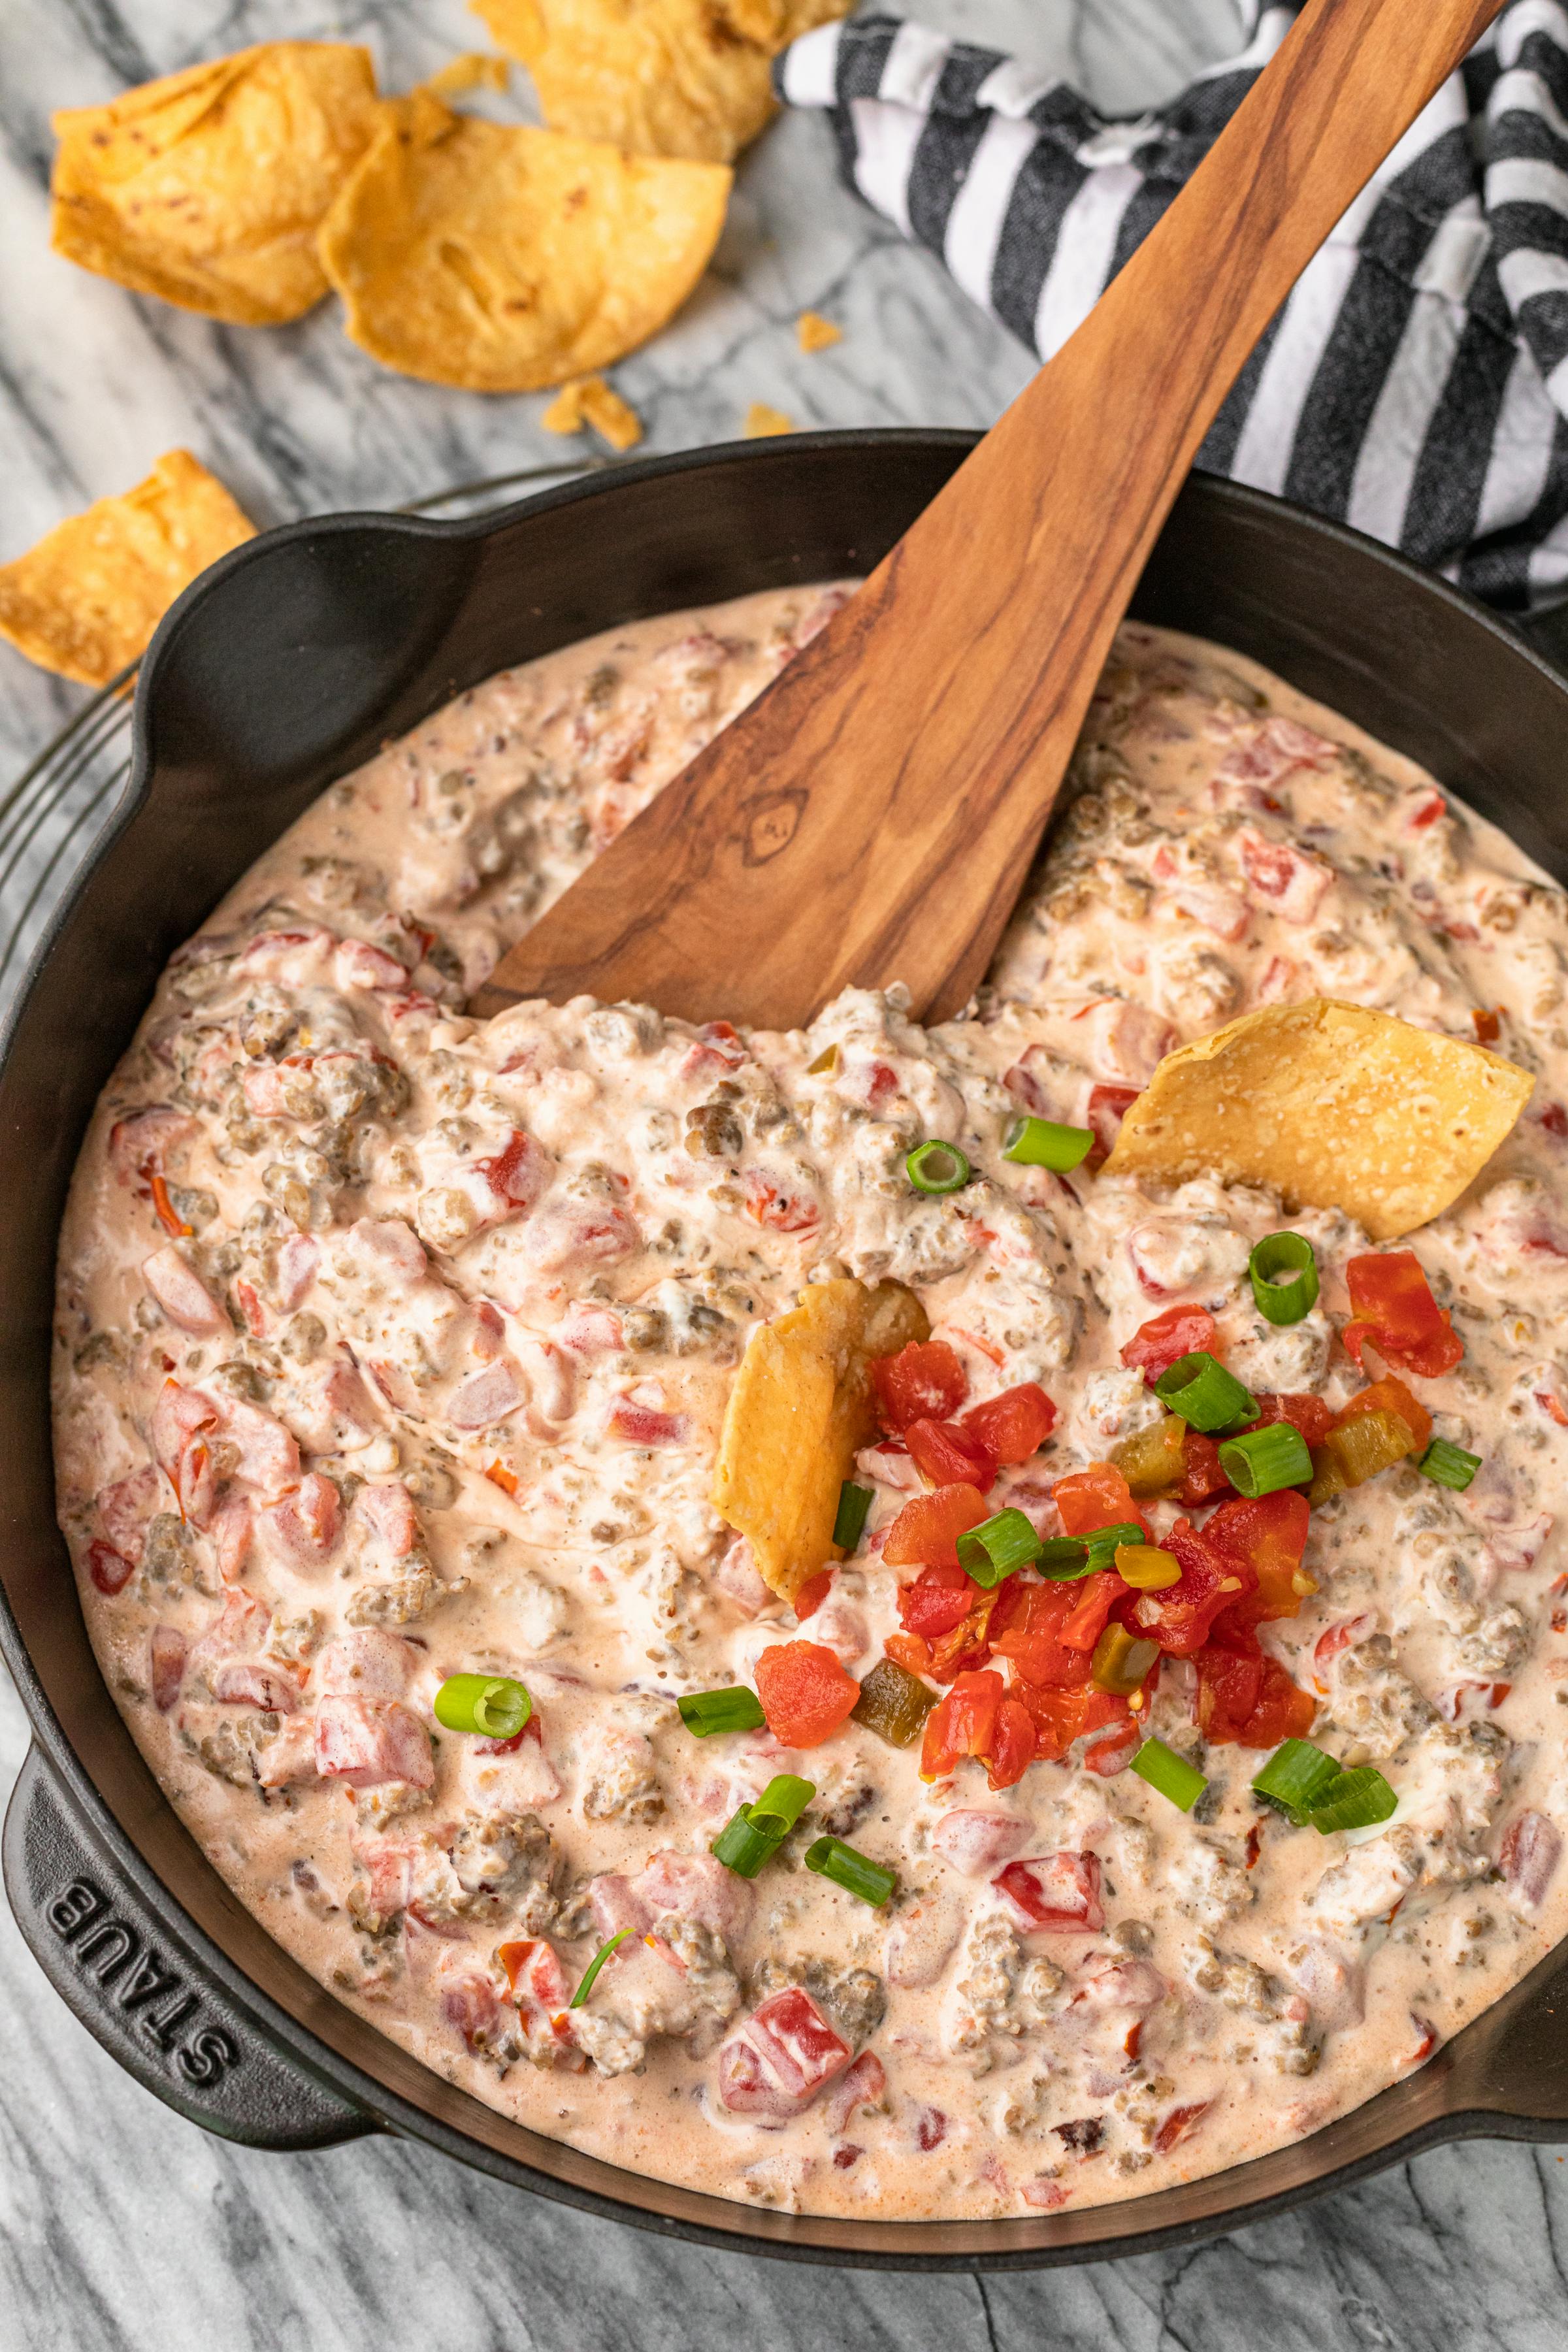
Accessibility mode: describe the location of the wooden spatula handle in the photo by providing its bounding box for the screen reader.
[476,0,1505,1030]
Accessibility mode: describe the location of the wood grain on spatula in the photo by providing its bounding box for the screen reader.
[474,0,1504,1032]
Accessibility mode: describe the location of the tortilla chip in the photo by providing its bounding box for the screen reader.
[472,0,851,163]
[51,43,381,327]
[796,309,841,353]
[743,401,794,438]
[1103,998,1533,1242]
[0,451,255,687]
[425,52,511,97]
[541,373,644,449]
[316,91,730,393]
[711,1278,928,1601]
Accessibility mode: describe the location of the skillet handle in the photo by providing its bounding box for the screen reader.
[3,1743,375,2151]
[1511,595,1568,681]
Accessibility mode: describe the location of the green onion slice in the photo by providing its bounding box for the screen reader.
[433,1672,532,1740]
[568,1929,629,2008]
[1306,1765,1398,1835]
[1217,1421,1313,1497]
[1130,1737,1207,1813]
[1416,1437,1481,1492]
[1248,1231,1320,1326]
[1035,1536,1092,1580]
[749,1774,815,1834]
[1083,1520,1147,1570]
[804,1835,898,1907]
[1153,1350,1258,1434]
[1002,1115,1094,1173]
[677,1686,766,1737]
[906,1139,972,1195]
[956,1507,1043,1588]
[711,1808,783,1879]
[1251,1738,1345,1825]
[833,1480,874,1550]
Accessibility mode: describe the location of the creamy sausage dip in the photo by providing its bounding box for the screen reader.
[53,587,1568,2221]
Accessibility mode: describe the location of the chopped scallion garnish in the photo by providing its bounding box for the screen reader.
[833,1480,875,1550]
[677,1686,766,1737]
[749,1774,815,1833]
[1083,1519,1146,1571]
[433,1672,532,1740]
[1217,1420,1313,1497]
[906,1138,972,1194]
[1153,1351,1258,1434]
[1416,1437,1481,1492]
[1130,1737,1207,1812]
[805,1835,898,1906]
[1248,1231,1320,1326]
[1252,1739,1343,1824]
[1305,1765,1398,1835]
[1036,1536,1094,1580]
[956,1506,1043,1588]
[711,1808,783,1878]
[568,1929,629,2008]
[1002,1115,1094,1172]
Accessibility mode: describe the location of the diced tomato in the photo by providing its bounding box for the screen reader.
[1086,1083,1139,1168]
[87,1539,135,1596]
[1060,1571,1124,1653]
[921,1668,1003,1779]
[1007,1677,1124,1761]
[882,1482,988,1569]
[992,1583,1092,1689]
[606,1397,689,1446]
[793,1569,833,1621]
[1243,1392,1335,1448]
[476,1128,548,1210]
[1120,1305,1217,1383]
[1132,1518,1254,1656]
[1082,1712,1143,1777]
[499,1938,572,2010]
[1342,1251,1463,1377]
[871,1340,969,1433]
[1330,1375,1432,1450]
[1541,1102,1568,1140]
[896,1564,973,1641]
[960,1382,1057,1465]
[1201,1490,1311,1631]
[485,1458,519,1497]
[742,1172,821,1233]
[986,1697,1037,1791]
[1473,1007,1501,1045]
[717,1988,851,2118]
[1177,1429,1233,1505]
[906,1416,996,1490]
[754,1641,860,1747]
[992,1852,1104,1933]
[1053,1463,1151,1539]
[1153,2100,1212,2155]
[1193,1632,1316,1746]
[148,1172,192,1238]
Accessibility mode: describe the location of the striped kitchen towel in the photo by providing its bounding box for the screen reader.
[777,0,1568,608]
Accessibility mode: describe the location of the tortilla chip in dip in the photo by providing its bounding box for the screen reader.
[1103,998,1533,1242]
[472,0,851,163]
[712,1277,927,1601]
[0,452,255,687]
[316,91,730,392]
[51,42,381,327]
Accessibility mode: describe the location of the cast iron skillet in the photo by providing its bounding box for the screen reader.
[5,431,1568,2266]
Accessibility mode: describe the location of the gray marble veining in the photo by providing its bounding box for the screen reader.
[3,2,1568,2345]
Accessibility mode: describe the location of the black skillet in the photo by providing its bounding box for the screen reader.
[5,431,1568,2266]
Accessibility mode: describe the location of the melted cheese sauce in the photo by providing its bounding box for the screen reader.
[53,589,1568,2219]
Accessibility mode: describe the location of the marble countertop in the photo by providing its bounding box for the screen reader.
[4,1,1568,2343]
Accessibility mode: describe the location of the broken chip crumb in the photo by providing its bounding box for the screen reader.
[50,42,381,327]
[712,1277,928,1601]
[540,374,644,450]
[317,90,730,392]
[0,451,255,687]
[744,401,795,438]
[424,51,511,96]
[1104,998,1534,1242]
[796,310,841,353]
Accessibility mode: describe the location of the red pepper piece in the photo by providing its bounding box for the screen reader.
[1342,1250,1463,1377]
[1120,1304,1217,1383]
[906,1416,996,1490]
[1202,1490,1311,1631]
[960,1382,1057,1465]
[1192,1630,1316,1746]
[992,1583,1092,1689]
[896,1564,973,1641]
[1241,1392,1335,1448]
[870,1340,970,1433]
[1060,1569,1125,1652]
[1132,1518,1256,1656]
[882,1482,989,1570]
[754,1641,861,1747]
[985,1697,1038,1790]
[1176,1429,1233,1506]
[921,1667,1004,1778]
[1052,1462,1152,1539]
[793,1569,833,1622]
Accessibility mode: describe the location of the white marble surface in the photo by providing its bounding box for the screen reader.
[5,1,1568,2344]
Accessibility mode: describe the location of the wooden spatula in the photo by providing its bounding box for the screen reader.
[474,0,1503,1032]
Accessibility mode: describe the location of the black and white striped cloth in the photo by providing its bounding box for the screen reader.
[777,1,1568,608]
